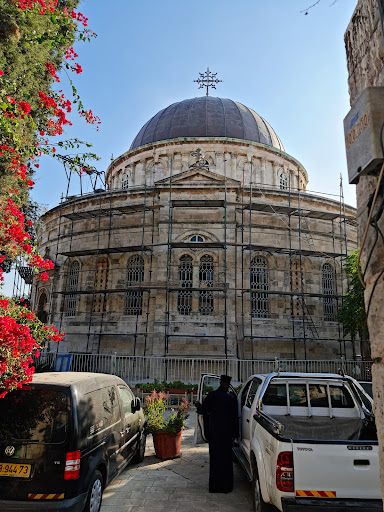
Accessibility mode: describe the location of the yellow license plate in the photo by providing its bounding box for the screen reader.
[0,463,31,478]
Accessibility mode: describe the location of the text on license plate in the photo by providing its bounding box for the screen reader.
[0,463,31,478]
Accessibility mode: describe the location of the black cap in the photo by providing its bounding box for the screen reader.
[220,375,232,384]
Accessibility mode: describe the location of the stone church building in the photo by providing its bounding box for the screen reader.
[33,95,359,361]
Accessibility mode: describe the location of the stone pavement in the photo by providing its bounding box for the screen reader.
[100,410,253,512]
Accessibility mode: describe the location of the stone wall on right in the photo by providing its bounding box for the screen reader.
[345,0,384,105]
[344,0,384,501]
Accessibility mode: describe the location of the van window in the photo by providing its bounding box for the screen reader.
[0,388,69,444]
[118,386,134,417]
[78,385,120,438]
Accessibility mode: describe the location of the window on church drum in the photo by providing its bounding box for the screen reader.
[121,175,129,190]
[93,258,108,314]
[190,235,204,242]
[178,255,193,315]
[279,173,288,190]
[322,262,336,321]
[65,261,79,317]
[125,255,144,315]
[199,255,214,315]
[250,257,269,318]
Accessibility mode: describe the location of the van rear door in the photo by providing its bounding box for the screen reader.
[0,385,70,501]
[293,442,381,500]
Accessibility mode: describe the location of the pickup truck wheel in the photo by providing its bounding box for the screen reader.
[84,470,103,512]
[252,473,273,512]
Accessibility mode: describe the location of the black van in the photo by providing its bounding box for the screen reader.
[0,372,146,512]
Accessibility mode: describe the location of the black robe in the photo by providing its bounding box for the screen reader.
[198,386,239,493]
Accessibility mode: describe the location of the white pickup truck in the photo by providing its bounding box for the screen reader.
[197,372,381,511]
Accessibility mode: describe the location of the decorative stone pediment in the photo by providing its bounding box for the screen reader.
[154,168,240,186]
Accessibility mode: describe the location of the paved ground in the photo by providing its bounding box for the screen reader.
[100,410,253,512]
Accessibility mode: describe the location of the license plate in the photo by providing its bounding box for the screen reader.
[0,463,31,478]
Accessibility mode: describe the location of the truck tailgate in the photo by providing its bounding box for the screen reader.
[293,442,380,499]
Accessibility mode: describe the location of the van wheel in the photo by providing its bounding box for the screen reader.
[84,470,103,512]
[133,432,146,463]
[252,472,274,512]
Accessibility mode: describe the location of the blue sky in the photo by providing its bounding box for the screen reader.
[3,0,358,294]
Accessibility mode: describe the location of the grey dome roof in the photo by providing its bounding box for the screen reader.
[130,97,284,151]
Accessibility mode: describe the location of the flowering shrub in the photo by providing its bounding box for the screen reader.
[0,0,99,395]
[0,297,64,397]
[143,390,191,435]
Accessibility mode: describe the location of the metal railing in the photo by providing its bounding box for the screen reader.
[37,352,372,385]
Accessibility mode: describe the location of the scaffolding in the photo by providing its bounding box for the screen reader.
[39,162,360,363]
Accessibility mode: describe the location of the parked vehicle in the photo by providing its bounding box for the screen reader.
[0,372,146,512]
[197,372,381,511]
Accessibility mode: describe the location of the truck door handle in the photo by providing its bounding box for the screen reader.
[354,459,370,466]
[246,419,249,423]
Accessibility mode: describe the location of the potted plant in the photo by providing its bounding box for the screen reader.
[143,390,190,459]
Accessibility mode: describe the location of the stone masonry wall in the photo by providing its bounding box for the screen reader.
[345,0,384,500]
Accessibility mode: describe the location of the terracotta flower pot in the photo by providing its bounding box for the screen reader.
[153,431,182,459]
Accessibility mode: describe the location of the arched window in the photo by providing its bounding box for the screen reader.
[190,235,204,242]
[125,255,144,315]
[279,173,288,190]
[65,261,79,317]
[250,256,269,318]
[178,255,193,315]
[199,255,214,315]
[322,262,336,321]
[37,292,48,323]
[93,258,108,313]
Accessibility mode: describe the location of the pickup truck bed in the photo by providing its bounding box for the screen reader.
[197,372,382,512]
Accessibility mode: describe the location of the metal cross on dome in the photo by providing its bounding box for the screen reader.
[194,68,222,96]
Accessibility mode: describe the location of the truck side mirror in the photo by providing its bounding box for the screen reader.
[135,397,141,411]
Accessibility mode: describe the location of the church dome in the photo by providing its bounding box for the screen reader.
[130,96,284,151]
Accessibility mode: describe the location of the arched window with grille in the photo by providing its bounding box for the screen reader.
[178,255,193,315]
[65,261,79,317]
[250,256,269,318]
[125,255,144,315]
[322,262,336,321]
[199,255,214,315]
[190,235,204,242]
[93,257,108,313]
[279,173,288,190]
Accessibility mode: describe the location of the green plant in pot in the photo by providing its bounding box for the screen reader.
[143,390,190,459]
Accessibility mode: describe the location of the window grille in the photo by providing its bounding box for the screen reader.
[190,235,204,242]
[93,258,108,313]
[279,173,288,190]
[178,255,193,315]
[121,175,129,189]
[250,256,269,318]
[65,261,79,317]
[322,262,336,321]
[199,255,214,315]
[125,255,144,315]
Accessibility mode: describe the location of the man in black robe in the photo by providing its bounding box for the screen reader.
[196,375,239,493]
